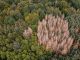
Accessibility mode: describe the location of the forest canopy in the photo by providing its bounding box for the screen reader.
[0,0,80,60]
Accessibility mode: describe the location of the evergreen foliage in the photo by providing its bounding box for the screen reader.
[0,0,80,60]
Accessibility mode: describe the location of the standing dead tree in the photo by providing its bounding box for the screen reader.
[23,27,32,38]
[37,15,74,55]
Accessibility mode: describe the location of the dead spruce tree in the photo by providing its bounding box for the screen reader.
[23,27,32,38]
[37,15,74,55]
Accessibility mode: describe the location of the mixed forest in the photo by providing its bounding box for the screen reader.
[0,0,80,60]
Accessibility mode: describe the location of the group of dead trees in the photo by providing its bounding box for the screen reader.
[23,15,80,55]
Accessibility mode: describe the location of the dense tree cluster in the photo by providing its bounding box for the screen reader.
[37,15,74,55]
[0,0,80,60]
